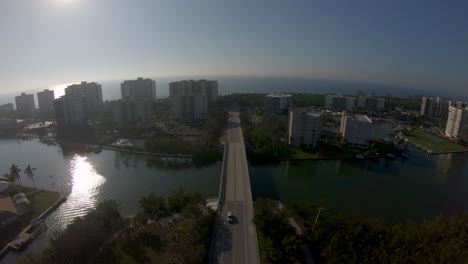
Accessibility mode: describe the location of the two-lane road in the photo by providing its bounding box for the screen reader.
[215,112,259,264]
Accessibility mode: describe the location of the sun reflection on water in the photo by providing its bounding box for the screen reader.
[69,155,105,208]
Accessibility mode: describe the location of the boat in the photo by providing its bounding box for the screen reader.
[386,153,396,160]
[354,154,366,160]
[401,153,409,159]
[9,222,47,251]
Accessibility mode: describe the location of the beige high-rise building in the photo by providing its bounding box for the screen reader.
[121,77,156,101]
[288,109,323,149]
[325,95,356,111]
[15,93,36,116]
[420,96,451,120]
[65,81,103,110]
[340,112,373,149]
[169,80,217,120]
[445,102,468,142]
[37,89,55,113]
[264,94,293,113]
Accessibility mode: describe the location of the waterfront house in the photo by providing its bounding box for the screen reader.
[0,197,19,227]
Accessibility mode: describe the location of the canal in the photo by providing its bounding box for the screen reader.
[1,138,468,262]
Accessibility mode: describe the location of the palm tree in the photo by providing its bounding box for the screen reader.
[24,164,37,188]
[9,164,22,184]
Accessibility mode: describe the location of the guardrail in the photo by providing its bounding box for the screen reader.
[209,142,228,264]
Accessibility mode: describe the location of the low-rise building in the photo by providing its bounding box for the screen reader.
[264,94,293,113]
[37,89,55,113]
[445,102,468,142]
[0,103,14,115]
[15,93,36,116]
[325,95,356,112]
[288,109,323,149]
[340,112,373,149]
[112,98,153,127]
[357,96,385,111]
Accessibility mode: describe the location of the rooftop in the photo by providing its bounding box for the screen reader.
[0,197,17,214]
[349,114,372,123]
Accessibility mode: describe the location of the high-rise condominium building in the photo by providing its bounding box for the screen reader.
[169,80,217,120]
[65,81,103,110]
[264,94,293,113]
[288,109,323,149]
[325,95,356,112]
[121,77,157,101]
[445,102,468,142]
[15,93,36,116]
[112,99,153,127]
[54,95,88,127]
[357,96,385,111]
[420,97,451,120]
[0,103,14,115]
[340,112,373,149]
[37,89,55,113]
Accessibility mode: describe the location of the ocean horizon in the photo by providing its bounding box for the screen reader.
[0,76,462,106]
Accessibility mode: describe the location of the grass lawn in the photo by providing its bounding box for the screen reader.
[289,148,320,158]
[285,144,362,159]
[405,129,468,152]
[28,190,60,219]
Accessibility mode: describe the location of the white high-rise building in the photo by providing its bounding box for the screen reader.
[15,93,36,116]
[288,109,323,149]
[325,95,356,111]
[121,77,156,101]
[112,99,153,127]
[264,94,293,113]
[420,96,451,120]
[445,102,468,142]
[357,96,385,111]
[65,81,103,110]
[37,89,55,113]
[340,112,373,149]
[169,80,215,120]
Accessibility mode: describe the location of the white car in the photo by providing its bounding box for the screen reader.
[227,211,233,223]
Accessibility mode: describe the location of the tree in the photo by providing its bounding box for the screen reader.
[138,193,168,220]
[167,187,204,213]
[24,164,37,188]
[9,164,22,184]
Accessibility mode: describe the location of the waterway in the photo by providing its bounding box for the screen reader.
[250,146,468,223]
[1,138,468,262]
[0,138,220,263]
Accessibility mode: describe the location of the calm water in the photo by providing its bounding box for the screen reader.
[250,147,468,223]
[1,138,468,262]
[0,138,220,263]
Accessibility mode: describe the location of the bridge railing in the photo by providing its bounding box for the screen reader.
[209,142,228,264]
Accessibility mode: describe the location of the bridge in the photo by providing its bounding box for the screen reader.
[210,112,260,264]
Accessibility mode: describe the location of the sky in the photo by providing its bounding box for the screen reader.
[0,0,467,96]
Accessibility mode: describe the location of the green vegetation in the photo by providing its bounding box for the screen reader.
[19,200,124,264]
[29,190,60,219]
[385,96,421,111]
[286,201,468,264]
[254,199,303,263]
[403,129,468,152]
[144,138,190,155]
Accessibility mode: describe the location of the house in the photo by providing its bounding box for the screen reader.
[0,181,11,194]
[13,193,31,215]
[0,197,19,227]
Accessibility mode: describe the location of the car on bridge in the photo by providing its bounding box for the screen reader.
[227,211,233,223]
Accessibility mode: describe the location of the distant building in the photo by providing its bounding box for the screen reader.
[420,97,451,120]
[204,80,219,102]
[121,77,157,101]
[169,80,215,120]
[53,95,88,127]
[340,112,373,149]
[37,89,55,113]
[0,103,14,115]
[112,99,153,127]
[264,94,293,113]
[0,119,17,134]
[325,95,356,112]
[288,109,323,149]
[65,81,103,110]
[445,102,468,142]
[357,96,385,111]
[15,93,36,116]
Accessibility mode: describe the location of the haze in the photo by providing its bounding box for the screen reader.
[1,0,467,95]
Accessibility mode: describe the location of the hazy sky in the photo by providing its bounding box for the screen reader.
[1,0,467,95]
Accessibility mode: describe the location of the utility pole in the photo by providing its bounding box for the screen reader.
[311,207,323,234]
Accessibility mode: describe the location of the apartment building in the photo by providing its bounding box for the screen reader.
[288,109,323,149]
[264,94,293,113]
[53,95,88,127]
[14,93,35,116]
[121,77,157,101]
[65,81,103,110]
[37,89,55,113]
[340,112,373,149]
[420,96,451,120]
[445,102,468,142]
[169,80,215,120]
[325,95,356,112]
[112,98,153,127]
[357,96,385,111]
[0,103,14,115]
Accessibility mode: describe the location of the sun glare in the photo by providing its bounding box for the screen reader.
[69,155,105,206]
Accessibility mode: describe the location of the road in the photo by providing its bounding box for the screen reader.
[213,112,260,264]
